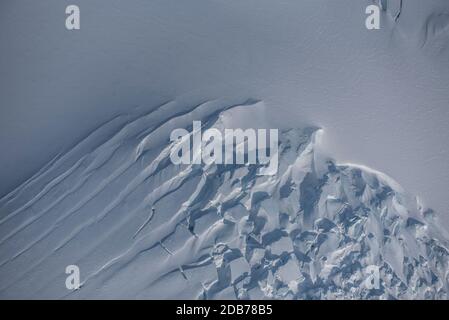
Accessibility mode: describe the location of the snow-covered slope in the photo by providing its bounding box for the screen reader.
[2,0,449,228]
[1,101,448,299]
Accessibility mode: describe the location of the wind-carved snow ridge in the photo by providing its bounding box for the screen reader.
[0,100,448,299]
[376,0,402,21]
[377,0,449,50]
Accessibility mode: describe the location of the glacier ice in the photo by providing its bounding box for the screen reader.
[0,101,448,299]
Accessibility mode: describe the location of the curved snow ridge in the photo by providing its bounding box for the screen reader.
[0,100,448,299]
[376,0,449,53]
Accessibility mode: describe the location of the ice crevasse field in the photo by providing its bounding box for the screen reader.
[0,0,449,299]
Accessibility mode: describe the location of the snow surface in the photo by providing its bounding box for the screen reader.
[0,101,448,299]
[1,0,449,299]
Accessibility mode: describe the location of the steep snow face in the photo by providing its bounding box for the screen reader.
[2,0,449,229]
[0,101,448,299]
